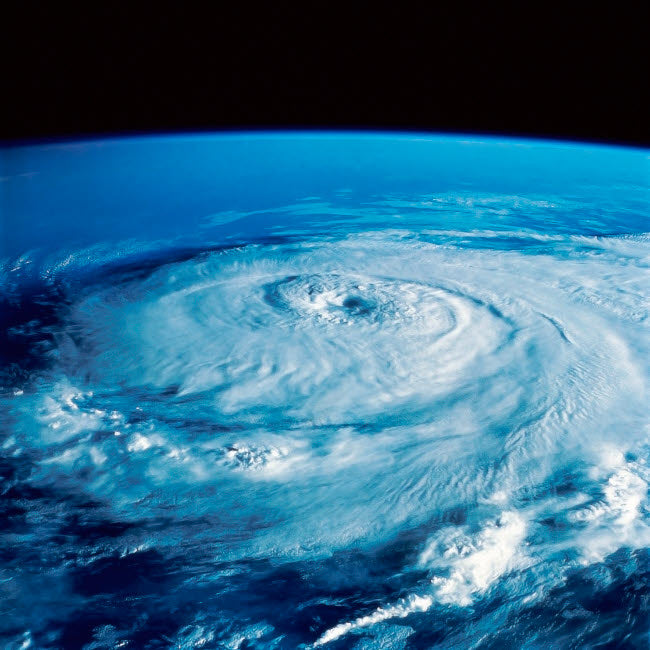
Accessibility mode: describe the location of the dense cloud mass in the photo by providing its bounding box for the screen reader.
[1,137,648,648]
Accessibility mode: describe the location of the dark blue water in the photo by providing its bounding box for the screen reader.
[1,134,648,648]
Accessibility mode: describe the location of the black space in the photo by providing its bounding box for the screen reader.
[3,6,648,146]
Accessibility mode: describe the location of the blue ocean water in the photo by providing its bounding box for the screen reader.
[1,133,649,648]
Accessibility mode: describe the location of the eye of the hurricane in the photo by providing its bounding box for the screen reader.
[264,274,386,323]
[341,295,372,315]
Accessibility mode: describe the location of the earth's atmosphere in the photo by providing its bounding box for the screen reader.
[1,134,649,648]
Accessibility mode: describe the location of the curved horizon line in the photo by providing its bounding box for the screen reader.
[2,127,649,153]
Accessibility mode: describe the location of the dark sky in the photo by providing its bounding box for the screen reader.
[3,6,648,145]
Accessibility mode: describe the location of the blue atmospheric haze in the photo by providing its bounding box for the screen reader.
[0,133,649,648]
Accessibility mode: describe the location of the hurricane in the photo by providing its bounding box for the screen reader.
[1,134,648,648]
